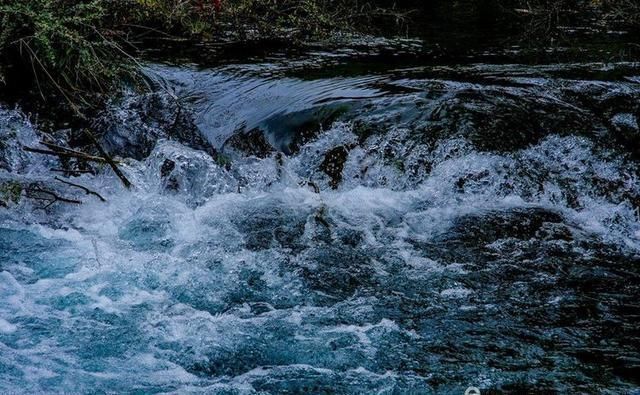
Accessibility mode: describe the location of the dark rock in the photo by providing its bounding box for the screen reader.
[424,88,593,152]
[223,128,275,158]
[94,92,215,160]
[160,159,176,178]
[610,113,640,158]
[0,108,40,173]
[148,141,238,206]
[320,145,351,189]
[449,207,565,243]
[230,201,309,252]
[260,104,351,155]
[299,246,376,299]
[411,207,569,264]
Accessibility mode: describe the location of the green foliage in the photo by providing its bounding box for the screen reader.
[513,0,640,41]
[5,0,633,113]
[131,0,218,35]
[221,0,405,39]
[0,181,23,206]
[0,0,139,110]
[604,0,640,30]
[0,0,392,111]
[215,152,232,169]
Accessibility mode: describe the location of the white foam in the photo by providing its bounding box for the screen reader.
[0,318,17,334]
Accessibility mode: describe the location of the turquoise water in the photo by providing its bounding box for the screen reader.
[1,58,640,393]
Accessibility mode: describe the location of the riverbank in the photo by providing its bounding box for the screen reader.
[2,1,639,117]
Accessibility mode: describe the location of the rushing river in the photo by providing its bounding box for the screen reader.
[1,45,640,393]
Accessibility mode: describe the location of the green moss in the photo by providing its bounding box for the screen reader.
[215,153,232,169]
[0,181,23,206]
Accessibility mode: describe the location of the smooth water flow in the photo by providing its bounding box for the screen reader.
[1,53,640,393]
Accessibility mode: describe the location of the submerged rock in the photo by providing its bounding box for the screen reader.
[223,128,275,159]
[0,108,41,173]
[423,88,593,152]
[610,112,640,157]
[147,140,238,206]
[611,113,639,132]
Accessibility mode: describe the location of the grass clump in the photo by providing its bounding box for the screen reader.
[0,0,399,112]
[0,0,139,111]
[220,0,405,40]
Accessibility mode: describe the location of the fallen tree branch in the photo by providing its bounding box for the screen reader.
[82,129,132,189]
[23,146,113,164]
[25,185,82,209]
[54,176,106,202]
[40,141,120,162]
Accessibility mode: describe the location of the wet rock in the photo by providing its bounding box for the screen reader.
[610,113,640,157]
[0,136,18,173]
[412,207,568,263]
[159,159,178,191]
[159,159,176,178]
[223,128,275,158]
[118,210,175,252]
[561,81,640,155]
[424,88,593,152]
[243,363,429,394]
[260,104,351,154]
[148,140,238,206]
[231,200,309,252]
[0,108,41,173]
[94,92,215,160]
[348,81,600,167]
[320,145,351,189]
[612,113,639,131]
[298,245,376,299]
[448,207,565,244]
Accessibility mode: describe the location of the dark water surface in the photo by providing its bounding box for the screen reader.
[1,39,640,393]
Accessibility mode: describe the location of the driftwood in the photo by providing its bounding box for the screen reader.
[24,135,133,189]
[82,129,132,189]
[23,146,111,163]
[54,177,106,202]
[40,141,120,163]
[25,185,82,209]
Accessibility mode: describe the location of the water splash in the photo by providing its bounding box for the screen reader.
[1,59,640,393]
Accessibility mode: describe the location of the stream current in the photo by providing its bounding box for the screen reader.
[1,47,640,393]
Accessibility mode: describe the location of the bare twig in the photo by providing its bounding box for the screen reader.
[50,168,95,174]
[54,177,106,202]
[41,141,123,163]
[82,129,132,189]
[25,185,82,209]
[23,146,113,164]
[15,39,133,189]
